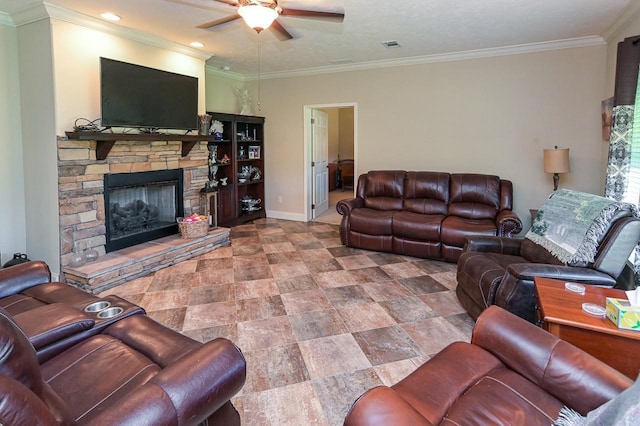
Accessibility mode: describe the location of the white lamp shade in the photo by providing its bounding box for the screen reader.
[543,147,570,174]
[238,5,278,31]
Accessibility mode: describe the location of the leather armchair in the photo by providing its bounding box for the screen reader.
[344,306,631,426]
[1,261,145,362]
[0,307,246,425]
[456,213,640,323]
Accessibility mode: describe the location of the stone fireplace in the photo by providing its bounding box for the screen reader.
[57,137,229,293]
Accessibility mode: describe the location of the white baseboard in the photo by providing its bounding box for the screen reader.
[265,210,308,222]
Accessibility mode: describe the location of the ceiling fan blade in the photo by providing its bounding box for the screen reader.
[270,20,293,41]
[279,8,344,22]
[197,14,241,29]
[212,0,239,6]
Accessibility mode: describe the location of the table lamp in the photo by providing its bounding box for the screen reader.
[543,146,570,191]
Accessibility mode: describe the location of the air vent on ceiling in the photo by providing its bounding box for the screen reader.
[381,40,401,48]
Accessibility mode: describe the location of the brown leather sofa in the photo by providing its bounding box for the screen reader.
[344,305,632,426]
[456,207,640,323]
[0,262,247,425]
[337,171,523,262]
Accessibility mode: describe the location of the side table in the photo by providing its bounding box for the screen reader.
[534,277,640,379]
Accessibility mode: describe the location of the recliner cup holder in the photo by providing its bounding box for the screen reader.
[97,307,124,319]
[84,301,111,313]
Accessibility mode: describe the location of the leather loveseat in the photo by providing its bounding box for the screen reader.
[344,306,632,426]
[337,171,523,262]
[0,261,247,425]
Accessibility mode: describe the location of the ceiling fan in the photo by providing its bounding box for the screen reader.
[197,0,345,41]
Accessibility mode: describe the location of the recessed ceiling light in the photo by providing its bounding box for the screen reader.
[221,65,231,71]
[100,12,121,21]
[190,42,204,48]
[381,40,401,48]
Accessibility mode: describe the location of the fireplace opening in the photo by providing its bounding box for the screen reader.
[104,169,184,252]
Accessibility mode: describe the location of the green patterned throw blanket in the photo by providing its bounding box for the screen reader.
[526,189,637,264]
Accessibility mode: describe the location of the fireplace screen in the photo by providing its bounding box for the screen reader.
[105,169,183,252]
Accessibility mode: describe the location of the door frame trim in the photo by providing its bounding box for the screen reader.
[303,103,358,221]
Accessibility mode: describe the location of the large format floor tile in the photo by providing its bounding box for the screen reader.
[103,218,473,425]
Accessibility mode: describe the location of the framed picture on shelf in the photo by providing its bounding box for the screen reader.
[249,145,261,159]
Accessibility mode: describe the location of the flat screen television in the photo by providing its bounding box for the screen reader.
[100,57,198,131]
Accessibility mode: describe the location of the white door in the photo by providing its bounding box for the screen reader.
[312,109,329,218]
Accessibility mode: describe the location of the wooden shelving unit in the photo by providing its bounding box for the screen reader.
[207,112,265,227]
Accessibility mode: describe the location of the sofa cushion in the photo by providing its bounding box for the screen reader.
[441,216,497,247]
[350,208,395,235]
[392,211,444,241]
[448,174,500,219]
[362,170,405,211]
[403,172,449,215]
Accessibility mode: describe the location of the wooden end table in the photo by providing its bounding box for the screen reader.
[534,277,640,379]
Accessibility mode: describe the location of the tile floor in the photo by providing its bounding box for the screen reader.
[101,218,474,426]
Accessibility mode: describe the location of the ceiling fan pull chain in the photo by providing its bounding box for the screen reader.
[257,32,262,112]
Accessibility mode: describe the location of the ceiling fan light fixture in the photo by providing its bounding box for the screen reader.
[238,4,278,32]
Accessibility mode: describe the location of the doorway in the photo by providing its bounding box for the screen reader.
[303,103,357,223]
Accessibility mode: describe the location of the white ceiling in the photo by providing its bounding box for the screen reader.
[0,0,634,76]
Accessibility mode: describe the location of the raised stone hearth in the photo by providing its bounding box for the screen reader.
[63,227,229,294]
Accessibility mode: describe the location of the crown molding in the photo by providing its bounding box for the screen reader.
[206,65,245,81]
[602,1,640,42]
[7,2,213,61]
[244,36,606,81]
[0,12,13,26]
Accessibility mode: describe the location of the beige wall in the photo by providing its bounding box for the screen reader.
[0,22,27,266]
[250,44,607,229]
[205,68,244,114]
[338,107,354,161]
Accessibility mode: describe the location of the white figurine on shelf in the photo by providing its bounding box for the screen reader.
[234,87,253,115]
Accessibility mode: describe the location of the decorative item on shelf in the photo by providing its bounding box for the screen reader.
[249,145,261,159]
[238,165,252,183]
[177,214,209,238]
[240,195,262,213]
[69,241,86,267]
[220,154,231,164]
[543,146,570,191]
[210,120,224,140]
[250,166,262,181]
[198,114,212,135]
[220,177,228,186]
[84,242,99,262]
[239,145,247,159]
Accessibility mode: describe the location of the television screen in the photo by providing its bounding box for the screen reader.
[100,58,198,131]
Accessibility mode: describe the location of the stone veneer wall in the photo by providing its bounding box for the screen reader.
[57,138,209,270]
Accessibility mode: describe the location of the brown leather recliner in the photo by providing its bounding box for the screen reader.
[0,305,246,425]
[456,207,640,323]
[337,171,522,262]
[344,306,632,426]
[0,261,145,362]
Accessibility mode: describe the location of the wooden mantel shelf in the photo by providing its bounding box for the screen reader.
[65,131,219,160]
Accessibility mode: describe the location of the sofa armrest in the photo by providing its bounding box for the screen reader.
[462,236,523,256]
[0,261,51,299]
[344,386,434,426]
[505,263,617,286]
[89,338,246,426]
[13,303,95,350]
[336,198,363,216]
[473,306,631,415]
[496,210,523,237]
